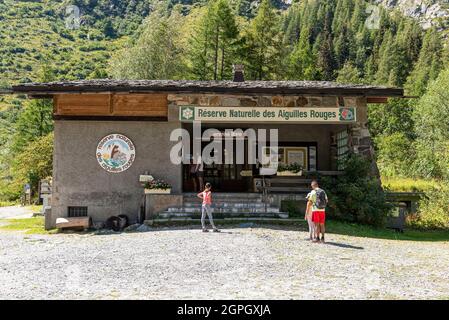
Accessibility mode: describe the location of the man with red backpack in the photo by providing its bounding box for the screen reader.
[308,180,328,243]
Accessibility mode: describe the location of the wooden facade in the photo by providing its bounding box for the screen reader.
[53,93,168,118]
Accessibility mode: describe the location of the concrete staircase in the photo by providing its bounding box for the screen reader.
[156,193,289,219]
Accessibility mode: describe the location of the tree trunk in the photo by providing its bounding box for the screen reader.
[213,26,219,80]
[220,46,225,80]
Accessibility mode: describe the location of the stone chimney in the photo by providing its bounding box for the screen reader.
[232,64,244,82]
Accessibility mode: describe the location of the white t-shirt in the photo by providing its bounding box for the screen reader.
[308,188,327,212]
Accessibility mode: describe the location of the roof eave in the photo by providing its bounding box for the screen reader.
[11,85,404,98]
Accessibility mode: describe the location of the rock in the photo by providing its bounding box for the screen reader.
[93,222,105,230]
[124,223,140,232]
[136,224,152,232]
[239,222,255,228]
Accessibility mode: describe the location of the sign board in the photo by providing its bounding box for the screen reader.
[139,175,154,183]
[96,134,135,173]
[180,106,356,123]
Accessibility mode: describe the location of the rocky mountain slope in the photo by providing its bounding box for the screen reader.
[375,0,449,29]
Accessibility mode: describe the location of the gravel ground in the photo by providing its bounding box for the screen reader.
[0,226,448,300]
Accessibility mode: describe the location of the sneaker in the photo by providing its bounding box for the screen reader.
[213,228,220,233]
[202,229,209,233]
[320,236,325,243]
[312,237,319,243]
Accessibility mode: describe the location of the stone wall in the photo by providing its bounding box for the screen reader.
[167,93,367,109]
[49,120,182,229]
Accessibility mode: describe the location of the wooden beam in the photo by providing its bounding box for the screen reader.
[112,93,168,117]
[367,97,389,104]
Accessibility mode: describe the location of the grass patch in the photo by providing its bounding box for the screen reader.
[0,217,57,234]
[0,200,18,207]
[381,177,436,192]
[327,220,449,242]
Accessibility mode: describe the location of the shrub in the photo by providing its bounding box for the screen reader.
[321,154,392,226]
[375,132,414,177]
[281,199,305,218]
[11,132,54,197]
[381,177,436,193]
[408,182,449,230]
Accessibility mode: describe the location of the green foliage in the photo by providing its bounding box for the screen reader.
[10,132,54,197]
[326,219,449,241]
[375,133,414,178]
[336,61,363,83]
[322,154,392,226]
[188,0,240,80]
[409,183,449,230]
[277,162,303,173]
[381,177,437,193]
[280,199,304,218]
[412,67,449,180]
[0,216,57,234]
[405,28,444,96]
[243,0,283,80]
[109,6,187,79]
[368,98,415,140]
[11,98,54,154]
[288,26,319,80]
[144,179,172,190]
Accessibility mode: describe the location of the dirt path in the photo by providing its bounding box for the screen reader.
[1,226,448,300]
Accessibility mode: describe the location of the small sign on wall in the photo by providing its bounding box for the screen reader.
[96,134,136,173]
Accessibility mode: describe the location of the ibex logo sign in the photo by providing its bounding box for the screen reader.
[180,106,195,121]
[339,107,356,121]
[96,134,136,173]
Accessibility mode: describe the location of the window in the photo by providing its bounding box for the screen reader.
[68,206,88,217]
[336,130,349,170]
[262,145,311,170]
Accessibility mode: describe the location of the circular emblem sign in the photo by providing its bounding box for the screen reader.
[96,134,135,173]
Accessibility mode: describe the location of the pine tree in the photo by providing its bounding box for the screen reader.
[336,61,363,83]
[244,0,282,80]
[189,0,239,80]
[109,7,187,80]
[11,63,55,155]
[405,27,443,96]
[334,24,351,68]
[375,31,407,86]
[288,26,317,80]
[316,32,335,80]
[213,0,239,80]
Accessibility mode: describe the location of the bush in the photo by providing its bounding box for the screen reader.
[321,154,392,226]
[408,182,449,230]
[281,199,305,218]
[375,132,414,177]
[10,132,53,197]
[381,177,436,193]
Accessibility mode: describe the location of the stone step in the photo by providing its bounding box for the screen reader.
[157,212,289,219]
[268,178,313,184]
[265,187,311,193]
[183,193,262,200]
[144,217,302,226]
[167,206,280,213]
[181,202,268,208]
[184,198,264,204]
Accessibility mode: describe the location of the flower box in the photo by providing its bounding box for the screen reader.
[277,170,303,176]
[144,188,171,194]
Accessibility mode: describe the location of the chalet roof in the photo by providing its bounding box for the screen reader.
[8,79,404,97]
